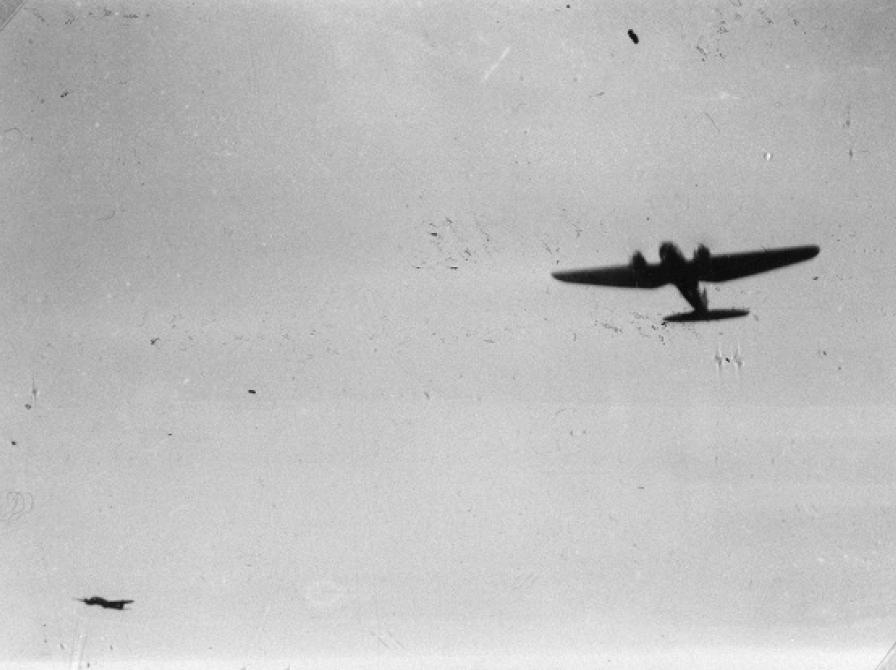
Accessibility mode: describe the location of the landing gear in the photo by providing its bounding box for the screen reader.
[675,281,709,313]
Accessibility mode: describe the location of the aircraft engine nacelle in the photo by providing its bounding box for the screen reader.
[631,251,647,271]
[694,244,711,268]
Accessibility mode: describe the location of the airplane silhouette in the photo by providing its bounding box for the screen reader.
[552,242,819,321]
[715,343,744,375]
[76,596,133,610]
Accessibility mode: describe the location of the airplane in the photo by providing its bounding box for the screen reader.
[76,596,134,610]
[551,241,820,321]
[714,343,744,370]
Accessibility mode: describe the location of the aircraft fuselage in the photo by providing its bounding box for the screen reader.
[659,242,708,312]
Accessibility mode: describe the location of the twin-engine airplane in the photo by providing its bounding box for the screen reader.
[552,242,819,321]
[76,596,134,610]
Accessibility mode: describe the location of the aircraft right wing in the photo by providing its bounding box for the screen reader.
[551,263,669,289]
[699,245,820,283]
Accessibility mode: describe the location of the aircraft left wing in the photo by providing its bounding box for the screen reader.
[551,264,669,289]
[699,245,819,283]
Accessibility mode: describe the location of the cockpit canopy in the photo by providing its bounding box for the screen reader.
[631,251,647,270]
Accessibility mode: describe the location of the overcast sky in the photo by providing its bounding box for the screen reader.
[2,1,896,668]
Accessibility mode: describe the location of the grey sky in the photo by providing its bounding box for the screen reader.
[2,1,896,668]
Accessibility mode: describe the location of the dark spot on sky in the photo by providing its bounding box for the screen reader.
[248,389,256,394]
[60,90,69,98]
[150,337,159,345]
[24,404,31,410]
[11,440,16,446]
[628,29,639,44]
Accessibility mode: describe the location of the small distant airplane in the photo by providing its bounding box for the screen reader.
[552,241,820,321]
[76,596,133,610]
[715,343,744,375]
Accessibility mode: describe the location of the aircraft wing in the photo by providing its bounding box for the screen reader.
[699,245,819,283]
[104,600,133,610]
[551,264,669,289]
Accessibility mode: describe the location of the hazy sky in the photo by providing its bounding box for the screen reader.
[2,1,896,668]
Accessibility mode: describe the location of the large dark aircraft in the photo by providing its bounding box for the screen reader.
[76,596,134,610]
[552,242,820,321]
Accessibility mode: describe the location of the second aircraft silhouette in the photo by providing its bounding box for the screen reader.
[76,596,134,610]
